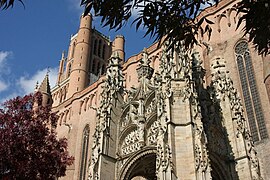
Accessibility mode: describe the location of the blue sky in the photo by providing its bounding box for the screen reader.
[0,0,152,102]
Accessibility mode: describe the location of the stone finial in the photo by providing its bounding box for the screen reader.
[61,51,66,60]
[136,48,154,80]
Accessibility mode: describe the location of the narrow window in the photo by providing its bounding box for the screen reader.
[79,125,90,180]
[102,44,106,59]
[67,64,72,77]
[98,40,102,57]
[94,39,98,55]
[92,60,96,73]
[235,41,268,141]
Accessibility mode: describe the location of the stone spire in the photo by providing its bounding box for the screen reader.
[38,72,52,107]
[39,73,51,95]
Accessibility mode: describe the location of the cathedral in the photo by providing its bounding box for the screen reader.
[38,0,270,179]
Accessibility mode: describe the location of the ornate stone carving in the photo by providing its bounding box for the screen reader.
[121,104,138,131]
[154,43,176,176]
[184,50,211,177]
[136,48,154,80]
[88,52,124,180]
[145,98,157,117]
[147,120,159,145]
[173,41,192,79]
[121,129,141,155]
[211,56,263,180]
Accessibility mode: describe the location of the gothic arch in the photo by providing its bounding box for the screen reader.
[118,147,157,180]
[144,90,155,106]
[209,154,231,180]
[145,113,157,128]
[79,125,90,180]
[118,124,138,145]
[234,40,268,141]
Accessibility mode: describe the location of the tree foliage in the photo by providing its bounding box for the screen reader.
[1,0,269,55]
[237,0,270,56]
[0,93,74,180]
[0,0,24,9]
[80,0,270,55]
[81,0,218,50]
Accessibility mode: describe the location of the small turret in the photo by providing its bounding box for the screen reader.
[67,14,92,98]
[112,35,125,61]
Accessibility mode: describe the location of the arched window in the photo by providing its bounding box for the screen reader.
[235,41,268,141]
[98,40,102,57]
[79,125,90,180]
[92,60,96,74]
[102,44,106,59]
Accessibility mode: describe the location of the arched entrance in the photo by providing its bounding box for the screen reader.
[119,149,157,180]
[209,154,231,180]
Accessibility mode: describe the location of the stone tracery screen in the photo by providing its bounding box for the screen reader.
[235,41,268,141]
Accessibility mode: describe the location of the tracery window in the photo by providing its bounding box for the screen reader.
[79,125,90,180]
[235,41,268,142]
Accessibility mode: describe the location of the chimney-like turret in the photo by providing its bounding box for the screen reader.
[68,14,92,98]
[112,35,125,61]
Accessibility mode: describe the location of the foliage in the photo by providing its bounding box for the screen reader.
[0,0,24,9]
[80,0,270,55]
[237,0,270,56]
[0,93,74,180]
[81,0,218,50]
[1,0,269,55]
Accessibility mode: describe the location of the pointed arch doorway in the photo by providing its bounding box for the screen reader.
[119,149,157,180]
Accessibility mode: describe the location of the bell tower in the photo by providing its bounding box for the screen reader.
[68,14,92,98]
